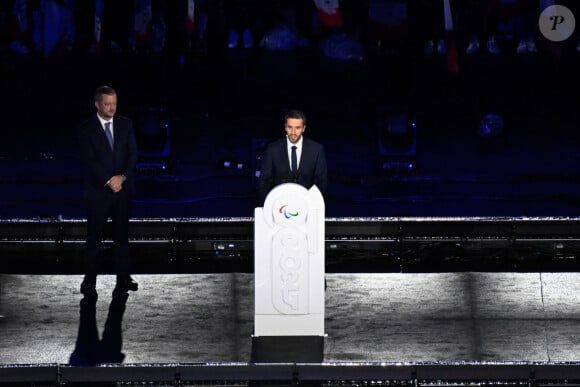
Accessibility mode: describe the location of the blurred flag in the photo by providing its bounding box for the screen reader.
[443,0,459,74]
[314,0,343,27]
[367,0,408,42]
[187,0,195,35]
[42,0,74,57]
[134,0,152,48]
[12,0,28,34]
[93,0,104,54]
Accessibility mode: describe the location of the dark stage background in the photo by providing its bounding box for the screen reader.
[1,2,580,220]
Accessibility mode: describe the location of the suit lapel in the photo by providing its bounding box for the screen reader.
[297,138,310,172]
[280,139,291,172]
[110,117,122,153]
[300,140,307,171]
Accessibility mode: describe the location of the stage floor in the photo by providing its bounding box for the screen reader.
[2,272,580,365]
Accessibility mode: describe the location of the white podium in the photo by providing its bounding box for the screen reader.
[254,183,325,337]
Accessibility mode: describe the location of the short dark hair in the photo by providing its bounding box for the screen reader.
[95,85,116,102]
[285,109,307,126]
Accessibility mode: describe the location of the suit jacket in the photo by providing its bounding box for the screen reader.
[78,114,138,200]
[258,137,327,204]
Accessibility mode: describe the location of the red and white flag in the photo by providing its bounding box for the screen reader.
[314,0,343,27]
[367,0,408,41]
[93,0,104,54]
[443,0,459,74]
[187,0,195,35]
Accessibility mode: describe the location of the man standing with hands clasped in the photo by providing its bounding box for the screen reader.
[258,109,328,204]
[78,85,139,295]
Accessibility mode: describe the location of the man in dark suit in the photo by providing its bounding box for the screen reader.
[258,109,327,204]
[78,85,139,295]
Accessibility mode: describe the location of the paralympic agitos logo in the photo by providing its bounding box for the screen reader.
[279,205,299,219]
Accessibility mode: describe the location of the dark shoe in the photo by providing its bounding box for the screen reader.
[80,276,96,295]
[116,276,138,292]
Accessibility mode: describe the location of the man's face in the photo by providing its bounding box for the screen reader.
[285,118,305,144]
[95,93,117,120]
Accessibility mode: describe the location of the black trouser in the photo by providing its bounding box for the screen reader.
[84,191,131,279]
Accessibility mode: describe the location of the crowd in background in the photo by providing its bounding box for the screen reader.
[0,0,367,59]
[1,0,580,61]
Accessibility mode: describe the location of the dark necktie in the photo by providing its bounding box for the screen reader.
[104,122,114,150]
[291,145,297,172]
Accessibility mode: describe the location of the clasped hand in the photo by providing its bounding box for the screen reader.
[107,175,124,193]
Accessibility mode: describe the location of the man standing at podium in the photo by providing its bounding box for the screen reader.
[258,109,328,204]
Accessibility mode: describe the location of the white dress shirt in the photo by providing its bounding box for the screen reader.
[287,136,303,170]
[97,114,114,140]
